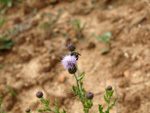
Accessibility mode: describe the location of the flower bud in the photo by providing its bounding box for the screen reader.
[36,91,43,98]
[86,92,94,100]
[68,43,75,51]
[26,108,30,112]
[106,86,112,90]
[68,66,77,74]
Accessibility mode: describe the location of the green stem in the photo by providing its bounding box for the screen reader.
[76,65,85,104]
[84,109,89,113]
[106,95,110,113]
[76,65,82,93]
[73,74,80,91]
[46,107,57,113]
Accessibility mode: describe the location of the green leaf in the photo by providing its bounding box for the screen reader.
[94,32,111,43]
[62,109,66,113]
[0,17,6,28]
[0,64,4,68]
[45,100,50,106]
[6,86,17,96]
[77,72,85,81]
[98,105,104,113]
[38,109,43,112]
[1,8,7,14]
[72,86,76,93]
[83,104,89,108]
[81,22,87,32]
[55,100,60,112]
[104,94,109,103]
[101,49,109,54]
[105,32,111,37]
[7,1,12,7]
[109,98,118,109]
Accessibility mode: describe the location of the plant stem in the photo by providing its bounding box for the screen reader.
[76,65,82,93]
[76,65,85,104]
[73,74,80,91]
[84,109,89,113]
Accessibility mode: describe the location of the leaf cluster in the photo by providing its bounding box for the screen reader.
[0,35,14,50]
[72,72,93,113]
[38,97,66,113]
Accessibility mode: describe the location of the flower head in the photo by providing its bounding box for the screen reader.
[106,86,112,90]
[36,91,43,98]
[68,43,75,51]
[62,55,77,69]
[86,92,94,100]
[25,108,30,113]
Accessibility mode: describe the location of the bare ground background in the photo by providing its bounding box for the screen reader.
[0,0,150,113]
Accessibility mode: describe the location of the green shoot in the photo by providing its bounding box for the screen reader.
[94,32,112,54]
[0,35,14,50]
[6,86,17,97]
[0,17,6,28]
[71,19,87,40]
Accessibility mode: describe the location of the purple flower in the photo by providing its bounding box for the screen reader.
[62,55,77,69]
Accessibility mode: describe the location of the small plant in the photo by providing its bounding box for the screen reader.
[94,32,112,54]
[0,94,6,113]
[71,19,87,40]
[98,86,118,113]
[40,10,62,31]
[0,30,15,50]
[36,91,66,113]
[0,35,14,50]
[6,86,17,96]
[61,43,117,113]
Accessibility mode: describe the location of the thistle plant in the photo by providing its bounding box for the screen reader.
[98,86,118,113]
[71,19,87,40]
[94,32,111,54]
[61,43,118,113]
[28,43,117,113]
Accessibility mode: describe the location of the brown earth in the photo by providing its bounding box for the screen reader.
[0,0,150,113]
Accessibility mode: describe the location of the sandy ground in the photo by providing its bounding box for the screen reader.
[0,0,150,113]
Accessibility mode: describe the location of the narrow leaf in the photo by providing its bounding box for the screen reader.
[98,105,104,113]
[77,72,85,81]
